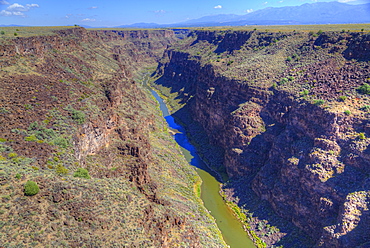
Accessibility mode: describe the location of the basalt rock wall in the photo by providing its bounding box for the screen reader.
[155,30,370,247]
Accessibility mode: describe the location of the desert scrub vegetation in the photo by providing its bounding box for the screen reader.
[24,181,39,196]
[0,26,79,38]
[313,99,325,106]
[194,24,370,33]
[360,105,370,112]
[358,132,366,140]
[74,168,91,179]
[357,83,370,95]
[344,110,351,116]
[300,89,309,96]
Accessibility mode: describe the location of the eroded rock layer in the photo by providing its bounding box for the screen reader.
[154,30,370,247]
[0,27,226,247]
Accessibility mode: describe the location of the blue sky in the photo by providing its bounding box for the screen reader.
[0,0,368,27]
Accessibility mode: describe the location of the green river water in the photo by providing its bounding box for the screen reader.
[151,89,255,248]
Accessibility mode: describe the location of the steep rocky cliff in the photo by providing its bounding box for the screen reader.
[154,29,370,247]
[0,27,226,247]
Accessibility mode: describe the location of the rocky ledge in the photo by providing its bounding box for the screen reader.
[154,29,370,247]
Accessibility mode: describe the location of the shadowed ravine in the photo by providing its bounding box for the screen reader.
[151,89,255,248]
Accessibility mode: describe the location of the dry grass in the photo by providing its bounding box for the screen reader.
[0,26,77,38]
[193,23,370,32]
[0,27,227,247]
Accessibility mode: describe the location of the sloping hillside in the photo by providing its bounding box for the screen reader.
[153,28,370,247]
[0,27,226,247]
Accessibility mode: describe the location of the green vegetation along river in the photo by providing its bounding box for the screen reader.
[151,89,255,248]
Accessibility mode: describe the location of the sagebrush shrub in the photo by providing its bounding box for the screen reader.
[74,168,91,179]
[24,181,39,196]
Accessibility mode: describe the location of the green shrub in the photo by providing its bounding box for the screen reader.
[344,110,351,115]
[24,104,33,110]
[317,30,323,35]
[279,77,289,85]
[313,99,325,106]
[2,195,10,200]
[15,173,21,179]
[24,181,40,196]
[358,132,366,140]
[286,56,292,62]
[338,96,347,102]
[288,76,295,81]
[0,31,4,35]
[357,83,370,95]
[300,89,309,96]
[56,164,69,175]
[25,135,38,142]
[71,109,86,124]
[0,144,12,153]
[27,121,56,141]
[42,129,56,139]
[8,152,17,158]
[74,168,91,179]
[28,121,39,131]
[53,137,69,148]
[361,105,370,112]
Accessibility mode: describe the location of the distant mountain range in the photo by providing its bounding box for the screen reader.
[2,2,368,29]
[118,1,370,28]
[0,24,25,27]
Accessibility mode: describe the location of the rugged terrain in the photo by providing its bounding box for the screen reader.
[2,25,370,248]
[0,27,226,247]
[153,28,370,247]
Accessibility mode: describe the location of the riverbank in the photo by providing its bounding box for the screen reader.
[147,79,263,247]
[149,81,314,247]
[150,88,255,248]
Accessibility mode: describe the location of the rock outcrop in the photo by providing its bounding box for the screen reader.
[154,30,370,247]
[0,27,226,247]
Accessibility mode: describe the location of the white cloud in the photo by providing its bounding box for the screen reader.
[337,0,356,2]
[82,18,96,22]
[1,2,39,17]
[88,6,98,9]
[0,10,12,16]
[214,5,222,9]
[0,0,9,5]
[12,11,23,15]
[245,9,254,13]
[263,2,268,5]
[26,3,39,8]
[8,3,28,11]
[154,10,166,13]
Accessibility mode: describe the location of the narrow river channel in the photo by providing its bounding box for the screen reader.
[150,89,255,248]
